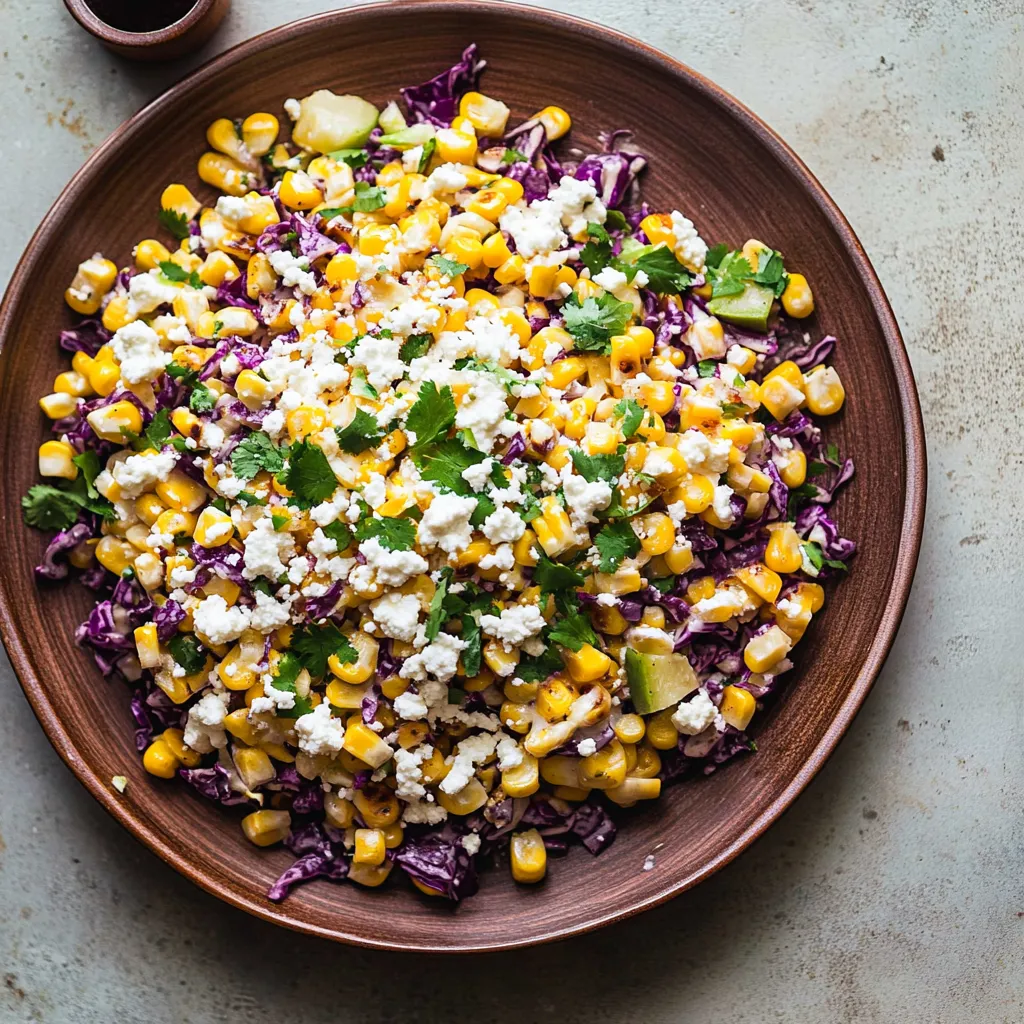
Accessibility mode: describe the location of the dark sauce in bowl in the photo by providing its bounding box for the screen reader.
[85,0,197,32]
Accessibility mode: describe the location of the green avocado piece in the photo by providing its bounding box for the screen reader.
[376,124,436,150]
[625,649,699,715]
[707,281,775,332]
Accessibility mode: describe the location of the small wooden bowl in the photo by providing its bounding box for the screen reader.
[63,0,230,61]
[0,2,925,951]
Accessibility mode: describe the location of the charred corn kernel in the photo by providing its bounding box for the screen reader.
[534,496,578,558]
[278,169,322,210]
[435,127,477,164]
[155,471,207,513]
[465,186,511,222]
[664,542,694,574]
[532,104,571,141]
[322,793,355,830]
[353,787,399,828]
[325,680,370,710]
[94,536,134,574]
[562,644,612,683]
[613,713,646,744]
[781,272,814,318]
[233,746,276,789]
[510,828,547,884]
[142,738,179,778]
[719,685,757,731]
[197,250,238,288]
[161,183,200,220]
[500,701,531,734]
[197,151,251,196]
[237,111,278,156]
[536,676,575,721]
[646,709,680,750]
[241,809,290,847]
[537,757,579,789]
[580,739,628,790]
[352,828,387,866]
[494,254,526,285]
[501,751,539,798]
[735,563,783,603]
[234,368,276,409]
[744,624,793,673]
[434,776,487,817]
[38,440,78,480]
[609,334,642,384]
[797,581,826,613]
[591,603,629,636]
[192,506,234,548]
[546,355,587,389]
[635,512,675,556]
[804,365,845,415]
[479,230,512,269]
[39,391,78,419]
[458,91,511,135]
[331,632,378,684]
[764,522,804,574]
[133,623,161,669]
[342,720,392,769]
[158,728,199,769]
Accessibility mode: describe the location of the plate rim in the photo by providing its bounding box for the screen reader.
[0,0,927,952]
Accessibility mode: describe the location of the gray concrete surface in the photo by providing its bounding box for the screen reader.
[1,1,1021,1021]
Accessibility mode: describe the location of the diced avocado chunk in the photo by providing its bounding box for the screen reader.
[377,100,408,135]
[292,90,379,154]
[707,281,775,332]
[625,649,699,716]
[376,123,436,150]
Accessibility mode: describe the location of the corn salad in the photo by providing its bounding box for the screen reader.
[24,44,856,902]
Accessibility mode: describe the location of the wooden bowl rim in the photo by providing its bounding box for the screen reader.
[0,0,926,952]
[62,0,220,48]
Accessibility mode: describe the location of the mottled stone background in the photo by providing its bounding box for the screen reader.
[1,1,1020,1021]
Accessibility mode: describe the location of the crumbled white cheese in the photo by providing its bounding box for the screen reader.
[183,691,229,753]
[371,591,422,643]
[417,493,477,554]
[268,249,317,296]
[481,504,526,545]
[480,604,547,650]
[671,690,718,735]
[669,210,708,273]
[294,702,345,756]
[193,594,251,645]
[110,320,172,383]
[242,517,296,580]
[576,737,598,757]
[399,632,466,683]
[110,449,178,499]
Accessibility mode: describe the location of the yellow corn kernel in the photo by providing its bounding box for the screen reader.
[325,680,369,710]
[38,440,78,480]
[444,232,485,271]
[348,860,394,888]
[223,708,259,746]
[100,294,133,332]
[465,186,511,223]
[536,676,576,721]
[685,576,715,605]
[591,603,629,636]
[192,506,234,548]
[608,334,641,384]
[64,254,118,315]
[781,272,814,318]
[133,622,161,669]
[560,398,589,441]
[584,420,620,455]
[161,183,201,220]
[94,536,135,575]
[159,728,200,769]
[579,739,628,790]
[646,709,680,750]
[241,112,280,156]
[54,370,92,399]
[342,720,393,769]
[458,91,511,135]
[500,701,531,734]
[196,250,238,288]
[635,512,675,556]
[285,405,327,442]
[142,737,179,779]
[546,355,587,389]
[478,231,511,270]
[775,592,814,641]
[511,529,539,568]
[483,638,520,678]
[777,448,807,488]
[197,152,252,197]
[323,252,358,287]
[38,391,78,419]
[637,380,676,416]
[719,685,757,731]
[154,507,197,539]
[663,542,694,574]
[669,473,715,514]
[764,522,804,574]
[435,127,477,164]
[734,563,783,604]
[233,746,276,789]
[133,238,172,271]
[279,169,323,210]
[323,793,355,830]
[353,828,387,866]
[510,828,547,884]
[85,358,120,397]
[743,624,793,673]
[759,374,805,422]
[613,713,646,744]
[639,212,674,247]
[804,365,845,416]
[352,790,400,830]
[531,104,572,141]
[241,809,291,847]
[494,254,526,285]
[501,751,539,798]
[358,222,400,257]
[561,643,612,683]
[155,471,208,513]
[593,566,643,595]
[331,631,378,684]
[533,496,578,558]
[643,446,688,488]
[234,368,277,409]
[798,581,825,613]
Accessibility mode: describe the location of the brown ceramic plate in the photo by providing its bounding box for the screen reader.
[0,2,925,951]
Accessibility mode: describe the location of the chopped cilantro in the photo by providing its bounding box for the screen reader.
[569,448,625,483]
[334,409,383,455]
[547,611,598,652]
[267,651,313,719]
[697,360,718,378]
[633,244,694,295]
[801,541,847,572]
[326,148,369,168]
[158,260,202,290]
[721,402,749,419]
[399,333,433,362]
[158,207,190,240]
[501,147,528,163]
[142,408,173,451]
[594,519,640,572]
[559,292,634,354]
[429,254,468,278]
[413,438,485,494]
[517,644,564,683]
[355,515,417,551]
[613,397,644,438]
[826,442,840,463]
[533,555,583,596]
[605,209,628,232]
[418,136,437,174]
[707,251,753,298]
[271,513,289,530]
[291,622,358,678]
[231,431,286,481]
[279,440,337,505]
[167,634,207,675]
[71,450,103,499]
[406,381,456,450]
[21,472,115,530]
[750,248,788,298]
[470,493,496,527]
[424,567,452,642]
[236,490,267,507]
[321,520,354,549]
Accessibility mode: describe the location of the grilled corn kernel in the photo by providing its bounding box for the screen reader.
[803,365,845,416]
[241,809,291,847]
[510,828,547,883]
[501,751,539,798]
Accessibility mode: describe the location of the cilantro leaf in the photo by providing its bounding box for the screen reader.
[750,248,788,298]
[802,541,847,572]
[547,611,598,652]
[189,382,215,413]
[291,622,358,678]
[613,397,644,439]
[705,243,728,269]
[470,493,496,527]
[570,448,625,484]
[826,442,840,463]
[429,254,468,278]
[158,260,201,289]
[321,520,353,549]
[559,292,634,354]
[271,512,289,530]
[412,439,485,494]
[355,515,417,551]
[143,408,173,450]
[279,440,337,504]
[517,645,564,683]
[236,490,267,507]
[707,251,752,298]
[424,567,452,642]
[605,209,628,232]
[327,148,369,168]
[501,147,528,163]
[697,360,718,378]
[350,181,387,212]
[21,485,82,531]
[399,333,433,362]
[266,651,314,719]
[158,208,190,240]
[71,451,103,499]
[418,136,437,174]
[334,409,383,455]
[594,520,640,572]
[633,245,694,295]
[167,634,207,675]
[406,381,456,451]
[533,555,583,596]
[807,460,829,477]
[231,431,286,482]
[721,402,749,419]
[578,225,615,278]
